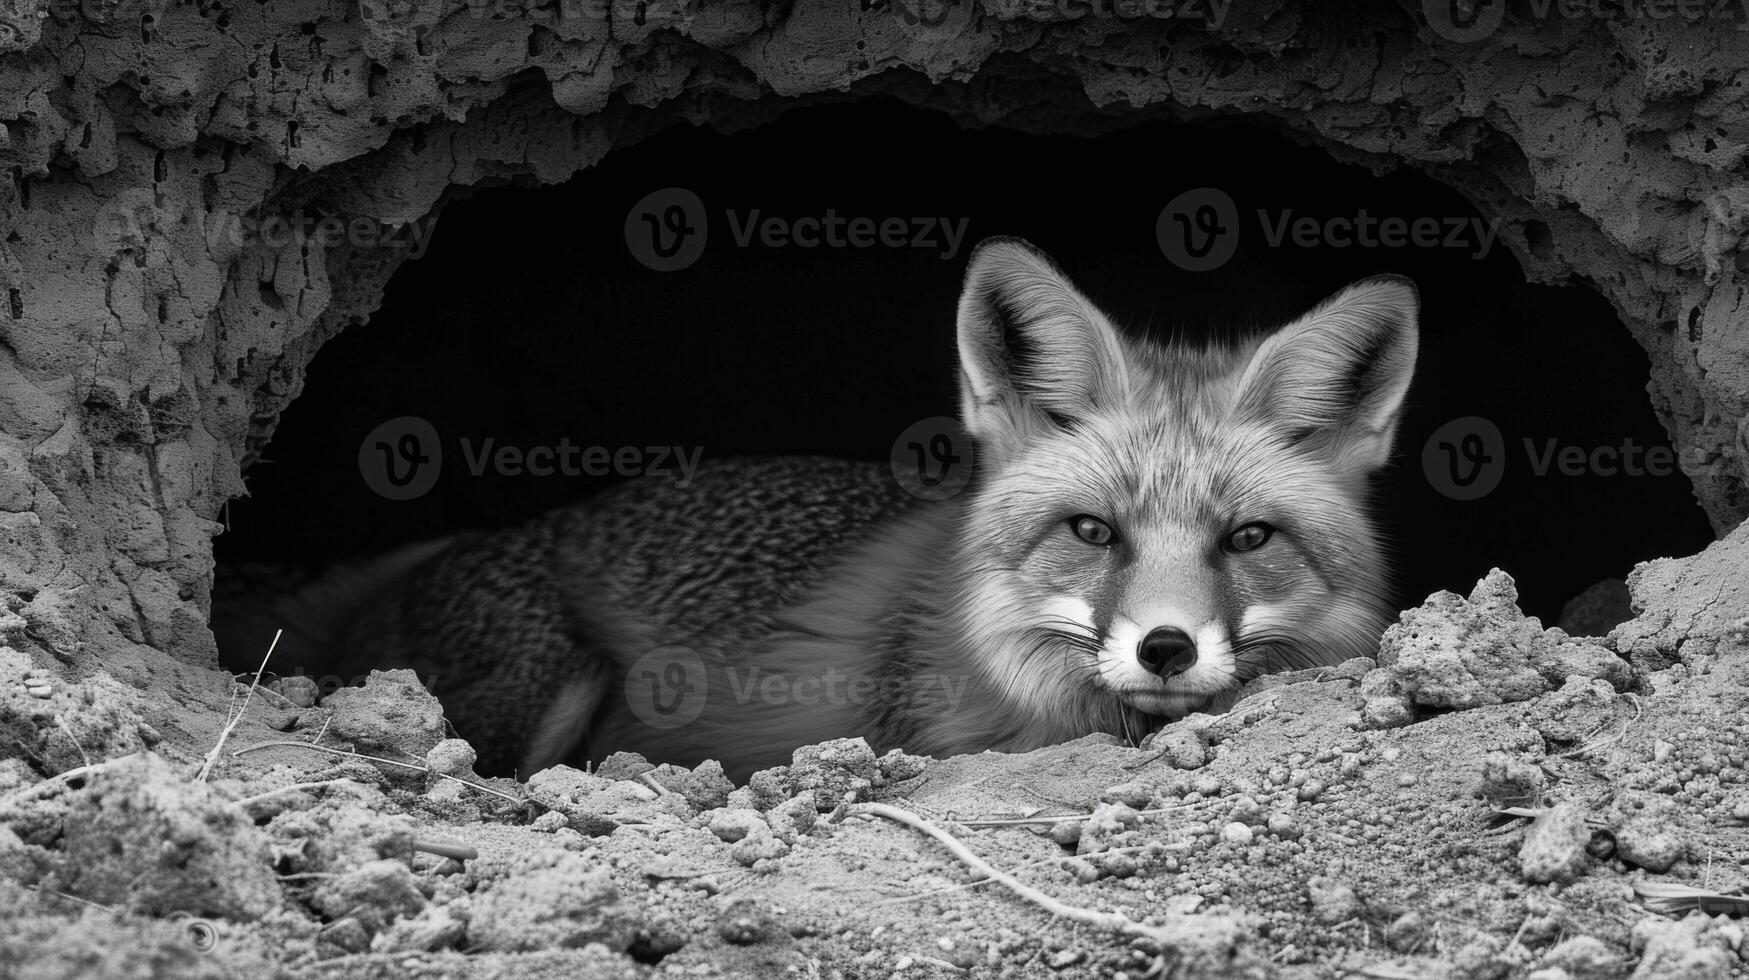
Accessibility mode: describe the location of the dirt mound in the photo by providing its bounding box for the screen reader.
[2,527,1748,977]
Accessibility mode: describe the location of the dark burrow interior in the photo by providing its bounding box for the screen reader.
[211,96,1716,684]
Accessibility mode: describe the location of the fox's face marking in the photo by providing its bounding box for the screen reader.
[952,237,1418,730]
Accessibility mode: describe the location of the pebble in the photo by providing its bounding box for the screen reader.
[1221,822,1254,845]
[1102,781,1155,808]
[1519,803,1592,884]
[1047,949,1086,969]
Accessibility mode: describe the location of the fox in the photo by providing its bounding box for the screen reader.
[214,237,1419,781]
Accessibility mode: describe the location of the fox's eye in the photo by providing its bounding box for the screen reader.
[1069,515,1116,546]
[1228,522,1273,552]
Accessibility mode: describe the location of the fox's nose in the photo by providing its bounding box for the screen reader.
[1137,627,1197,677]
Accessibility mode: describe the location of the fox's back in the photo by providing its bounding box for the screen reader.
[321,456,915,770]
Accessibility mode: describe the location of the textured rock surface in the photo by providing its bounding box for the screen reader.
[0,1,1747,675]
[1361,568,1637,726]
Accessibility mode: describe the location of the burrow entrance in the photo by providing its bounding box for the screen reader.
[211,98,1715,693]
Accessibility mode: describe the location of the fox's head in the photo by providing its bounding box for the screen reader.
[950,237,1418,734]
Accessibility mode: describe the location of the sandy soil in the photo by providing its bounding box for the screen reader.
[1,524,1746,979]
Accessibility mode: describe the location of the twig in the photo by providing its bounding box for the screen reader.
[231,779,363,812]
[198,629,282,782]
[639,772,677,797]
[53,715,90,769]
[871,843,1157,908]
[413,839,479,861]
[230,740,522,805]
[956,802,1195,829]
[846,802,1180,953]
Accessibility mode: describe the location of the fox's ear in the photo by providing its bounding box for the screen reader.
[1233,275,1420,473]
[956,237,1129,461]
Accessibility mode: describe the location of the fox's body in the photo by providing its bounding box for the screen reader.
[221,240,1419,780]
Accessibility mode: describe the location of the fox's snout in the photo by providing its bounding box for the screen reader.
[1136,626,1197,678]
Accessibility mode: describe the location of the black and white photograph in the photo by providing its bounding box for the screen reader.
[0,0,1747,976]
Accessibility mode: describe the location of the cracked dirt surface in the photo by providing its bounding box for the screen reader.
[0,521,1746,978]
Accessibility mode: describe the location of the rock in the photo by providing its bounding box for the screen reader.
[1101,781,1155,808]
[766,792,817,844]
[311,859,427,937]
[706,808,768,844]
[1629,915,1735,980]
[1538,936,1624,979]
[876,748,928,784]
[1477,752,1545,809]
[596,752,655,780]
[1532,677,1624,745]
[56,753,282,920]
[323,670,447,761]
[715,899,771,944]
[1369,571,1635,718]
[1307,876,1361,924]
[1609,792,1687,873]
[1520,804,1592,884]
[788,738,879,807]
[730,834,789,867]
[425,739,478,778]
[1140,726,1208,770]
[1613,525,1749,668]
[526,765,690,836]
[467,852,636,952]
[1075,802,1141,856]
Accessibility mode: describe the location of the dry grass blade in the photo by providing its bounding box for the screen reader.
[231,739,523,805]
[198,629,282,782]
[1633,879,1749,915]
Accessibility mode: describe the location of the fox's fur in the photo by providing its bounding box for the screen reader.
[215,238,1419,781]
